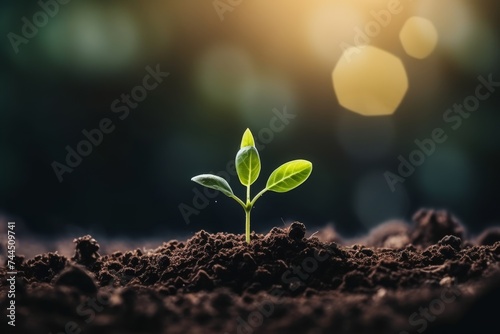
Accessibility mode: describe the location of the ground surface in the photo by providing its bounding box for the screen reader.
[2,209,500,334]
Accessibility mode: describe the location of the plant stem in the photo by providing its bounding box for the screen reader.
[246,184,251,204]
[250,188,268,207]
[230,195,246,209]
[245,206,251,243]
[245,184,251,243]
[230,193,252,244]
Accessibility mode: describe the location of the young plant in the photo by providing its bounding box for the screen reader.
[191,128,313,243]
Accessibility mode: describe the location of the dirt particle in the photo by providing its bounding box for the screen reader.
[48,252,66,271]
[410,209,465,248]
[440,276,454,287]
[448,261,471,280]
[343,272,369,290]
[121,267,136,279]
[360,248,374,256]
[268,227,283,236]
[130,256,139,267]
[438,235,462,250]
[141,271,160,285]
[243,253,257,267]
[199,230,209,241]
[158,255,171,269]
[253,268,272,286]
[135,248,143,256]
[192,270,213,290]
[31,261,51,282]
[222,241,234,248]
[99,271,115,286]
[213,264,228,277]
[108,261,123,271]
[288,222,306,241]
[72,235,100,266]
[439,245,457,258]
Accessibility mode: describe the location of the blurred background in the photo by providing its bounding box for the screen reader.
[1,0,499,241]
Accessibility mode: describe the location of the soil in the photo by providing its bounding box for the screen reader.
[2,208,500,334]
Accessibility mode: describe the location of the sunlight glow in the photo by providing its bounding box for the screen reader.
[307,2,364,65]
[399,17,438,59]
[333,46,408,116]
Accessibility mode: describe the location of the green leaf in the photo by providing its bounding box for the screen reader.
[266,160,313,193]
[240,128,255,148]
[235,146,261,186]
[191,174,234,197]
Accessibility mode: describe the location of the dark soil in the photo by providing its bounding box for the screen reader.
[2,209,500,334]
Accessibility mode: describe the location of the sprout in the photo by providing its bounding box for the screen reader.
[191,128,313,243]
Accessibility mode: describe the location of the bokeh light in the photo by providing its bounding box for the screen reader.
[41,2,141,75]
[333,46,408,116]
[307,1,363,65]
[446,21,499,73]
[195,45,255,109]
[416,0,500,72]
[399,17,438,59]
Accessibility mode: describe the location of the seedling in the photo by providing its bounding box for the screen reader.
[191,128,313,243]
